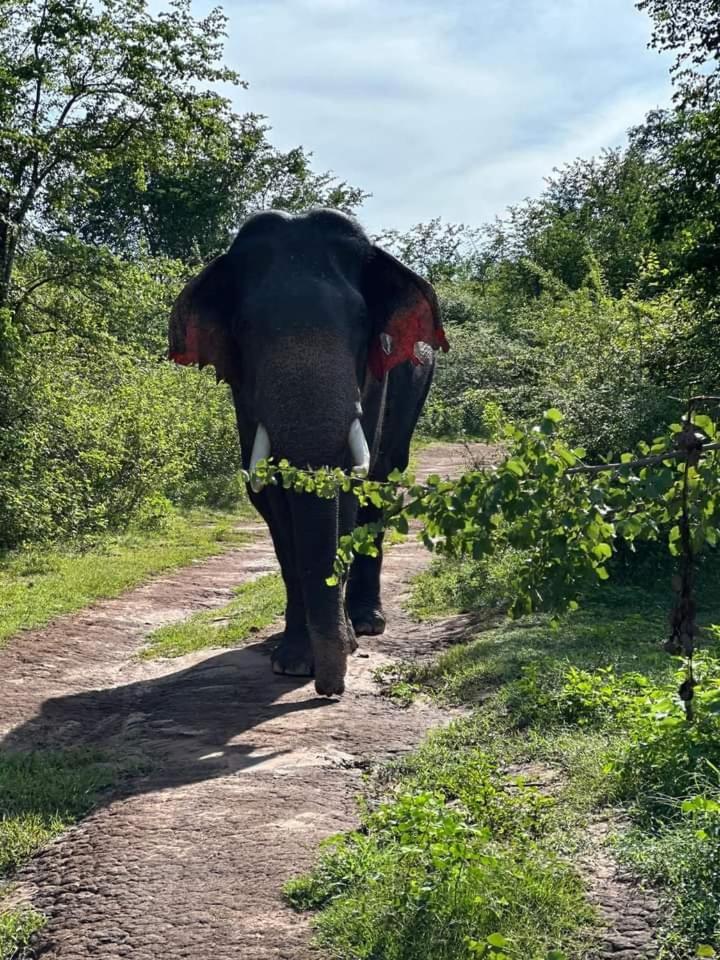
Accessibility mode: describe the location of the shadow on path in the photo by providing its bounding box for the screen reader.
[2,635,333,798]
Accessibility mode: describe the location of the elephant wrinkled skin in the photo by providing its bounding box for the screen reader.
[169,209,448,696]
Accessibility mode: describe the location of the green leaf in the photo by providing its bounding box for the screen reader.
[696,946,716,958]
[504,459,525,477]
[592,543,612,561]
[487,934,511,948]
[693,414,715,439]
[543,408,564,423]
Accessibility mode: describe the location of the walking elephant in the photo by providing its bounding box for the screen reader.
[169,209,448,696]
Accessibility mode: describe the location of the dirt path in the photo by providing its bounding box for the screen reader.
[0,442,661,959]
[0,443,495,959]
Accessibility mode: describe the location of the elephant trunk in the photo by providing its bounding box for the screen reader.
[289,489,350,697]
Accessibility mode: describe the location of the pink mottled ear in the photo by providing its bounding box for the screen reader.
[364,247,449,380]
[168,254,240,384]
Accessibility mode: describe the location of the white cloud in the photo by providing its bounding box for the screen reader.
[192,0,673,231]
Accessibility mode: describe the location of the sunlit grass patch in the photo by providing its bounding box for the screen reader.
[0,507,253,648]
[0,750,119,877]
[0,906,46,960]
[286,750,596,960]
[140,572,285,659]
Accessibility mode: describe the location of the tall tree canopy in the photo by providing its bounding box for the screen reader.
[0,0,365,318]
[639,0,720,105]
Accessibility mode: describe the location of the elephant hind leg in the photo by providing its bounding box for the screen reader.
[346,503,386,637]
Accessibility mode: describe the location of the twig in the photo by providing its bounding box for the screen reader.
[566,441,720,476]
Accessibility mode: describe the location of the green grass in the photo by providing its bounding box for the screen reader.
[289,550,720,959]
[0,907,45,960]
[0,749,132,953]
[286,708,597,959]
[406,550,524,621]
[0,750,121,877]
[140,572,285,659]
[0,506,253,648]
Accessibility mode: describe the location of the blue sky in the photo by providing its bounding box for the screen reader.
[200,0,674,232]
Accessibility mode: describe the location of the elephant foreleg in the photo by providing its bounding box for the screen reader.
[253,488,314,676]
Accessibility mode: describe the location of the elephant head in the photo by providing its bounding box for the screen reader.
[169,209,447,696]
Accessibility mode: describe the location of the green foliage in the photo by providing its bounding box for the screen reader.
[0,0,238,303]
[0,907,45,960]
[281,407,720,623]
[286,788,591,960]
[406,551,524,620]
[0,336,243,547]
[0,507,247,647]
[639,0,720,106]
[140,572,285,659]
[418,314,545,440]
[398,564,720,955]
[424,268,683,455]
[374,220,483,284]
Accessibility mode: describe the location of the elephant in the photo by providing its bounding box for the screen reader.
[169,208,448,697]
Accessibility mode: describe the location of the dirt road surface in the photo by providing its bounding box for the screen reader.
[0,444,494,959]
[0,442,659,959]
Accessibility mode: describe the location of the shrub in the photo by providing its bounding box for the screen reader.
[286,791,589,960]
[0,336,243,548]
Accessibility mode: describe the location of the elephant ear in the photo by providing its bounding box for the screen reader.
[168,254,239,384]
[363,246,449,380]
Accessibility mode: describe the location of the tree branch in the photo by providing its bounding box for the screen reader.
[566,442,720,476]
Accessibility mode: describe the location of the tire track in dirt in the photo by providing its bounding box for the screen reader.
[0,443,495,960]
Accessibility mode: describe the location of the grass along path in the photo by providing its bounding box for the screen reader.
[0,505,253,648]
[288,552,720,959]
[0,749,142,959]
[140,573,285,659]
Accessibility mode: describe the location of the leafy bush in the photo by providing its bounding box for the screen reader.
[506,664,654,730]
[505,655,720,823]
[423,266,683,455]
[419,316,550,440]
[286,790,590,960]
[0,336,242,547]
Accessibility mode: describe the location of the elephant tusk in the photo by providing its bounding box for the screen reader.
[348,418,370,477]
[249,423,271,493]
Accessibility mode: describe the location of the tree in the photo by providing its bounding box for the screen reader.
[374,219,483,284]
[0,0,242,312]
[638,0,720,105]
[72,105,366,262]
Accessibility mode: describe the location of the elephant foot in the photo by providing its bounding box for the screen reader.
[349,605,386,637]
[271,631,314,677]
[315,675,345,698]
[345,619,359,654]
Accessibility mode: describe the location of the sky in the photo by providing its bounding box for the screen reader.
[197,0,674,233]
